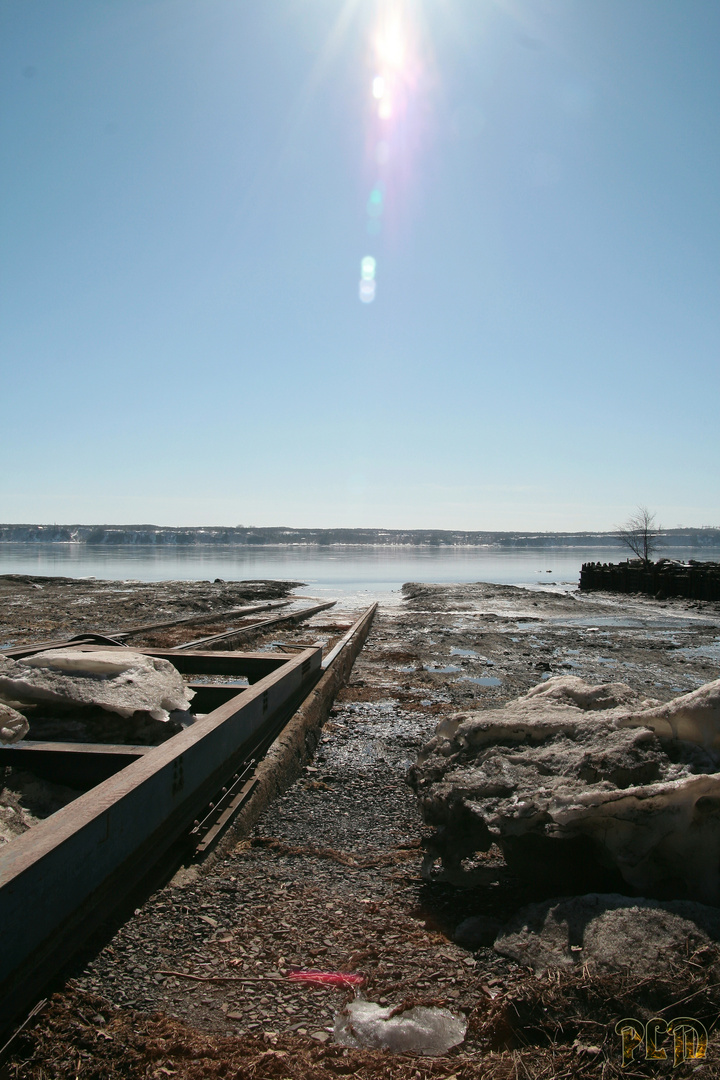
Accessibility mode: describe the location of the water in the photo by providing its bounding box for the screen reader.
[1,542,718,601]
[459,675,503,687]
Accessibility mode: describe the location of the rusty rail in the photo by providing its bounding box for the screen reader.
[0,600,290,660]
[0,602,378,1038]
[173,600,336,650]
[0,645,321,1037]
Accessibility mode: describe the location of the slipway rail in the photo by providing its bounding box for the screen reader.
[0,599,291,660]
[0,643,321,1034]
[0,602,379,1040]
[173,600,336,650]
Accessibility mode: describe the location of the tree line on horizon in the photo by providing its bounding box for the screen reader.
[1,522,719,549]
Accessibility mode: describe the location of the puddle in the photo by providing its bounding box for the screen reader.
[425,664,462,674]
[458,676,502,687]
[678,639,720,662]
[450,648,479,658]
[548,615,720,630]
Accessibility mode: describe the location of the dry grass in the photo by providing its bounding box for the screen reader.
[6,959,720,1080]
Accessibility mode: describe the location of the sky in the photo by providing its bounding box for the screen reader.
[1,0,718,531]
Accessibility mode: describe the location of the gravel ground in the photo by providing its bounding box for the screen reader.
[4,577,720,1076]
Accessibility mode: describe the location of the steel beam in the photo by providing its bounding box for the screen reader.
[173,601,337,650]
[0,601,290,659]
[0,742,149,787]
[0,644,321,1034]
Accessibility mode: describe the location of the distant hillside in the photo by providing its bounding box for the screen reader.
[1,524,719,549]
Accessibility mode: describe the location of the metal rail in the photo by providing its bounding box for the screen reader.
[173,600,336,650]
[0,644,321,1035]
[190,604,378,854]
[321,602,378,669]
[0,602,378,1038]
[0,600,290,660]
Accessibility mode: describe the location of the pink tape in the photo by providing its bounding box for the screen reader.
[285,969,365,987]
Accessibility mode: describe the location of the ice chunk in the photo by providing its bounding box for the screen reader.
[0,649,194,723]
[617,680,720,750]
[23,652,136,677]
[0,702,29,744]
[409,676,720,902]
[334,1000,467,1056]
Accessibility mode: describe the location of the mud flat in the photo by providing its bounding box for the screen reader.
[4,578,720,1078]
[0,574,299,650]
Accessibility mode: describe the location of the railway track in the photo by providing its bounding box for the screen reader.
[0,599,377,1041]
[0,596,332,659]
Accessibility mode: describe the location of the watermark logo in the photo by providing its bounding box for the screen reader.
[615,1017,708,1067]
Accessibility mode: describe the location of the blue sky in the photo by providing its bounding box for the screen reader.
[2,0,718,531]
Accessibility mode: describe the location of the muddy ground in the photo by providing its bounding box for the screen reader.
[2,576,720,1077]
[0,574,300,649]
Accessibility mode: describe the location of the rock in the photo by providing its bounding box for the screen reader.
[453,915,503,950]
[409,676,720,902]
[0,702,29,744]
[494,893,720,977]
[0,650,194,723]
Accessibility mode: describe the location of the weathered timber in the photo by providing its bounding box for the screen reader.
[580,559,720,601]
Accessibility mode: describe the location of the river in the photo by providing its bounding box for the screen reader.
[2,542,718,603]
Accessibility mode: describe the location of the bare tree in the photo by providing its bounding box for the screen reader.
[617,506,661,563]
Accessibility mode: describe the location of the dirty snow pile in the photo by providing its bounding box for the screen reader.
[495,892,720,976]
[0,702,29,745]
[334,1000,467,1055]
[0,649,194,724]
[409,675,720,903]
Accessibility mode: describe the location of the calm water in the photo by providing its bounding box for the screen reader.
[2,542,718,602]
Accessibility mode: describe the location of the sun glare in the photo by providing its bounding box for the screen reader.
[375,17,406,69]
[357,0,430,304]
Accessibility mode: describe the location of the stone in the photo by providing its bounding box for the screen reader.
[409,676,720,902]
[0,649,194,723]
[494,893,720,977]
[0,702,29,744]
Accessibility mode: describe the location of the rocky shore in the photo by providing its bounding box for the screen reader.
[3,576,720,1077]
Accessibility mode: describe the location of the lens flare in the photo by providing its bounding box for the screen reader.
[361,255,376,280]
[359,279,376,303]
[366,188,384,218]
[356,0,431,302]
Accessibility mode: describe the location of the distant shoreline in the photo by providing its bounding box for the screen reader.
[1,524,719,550]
